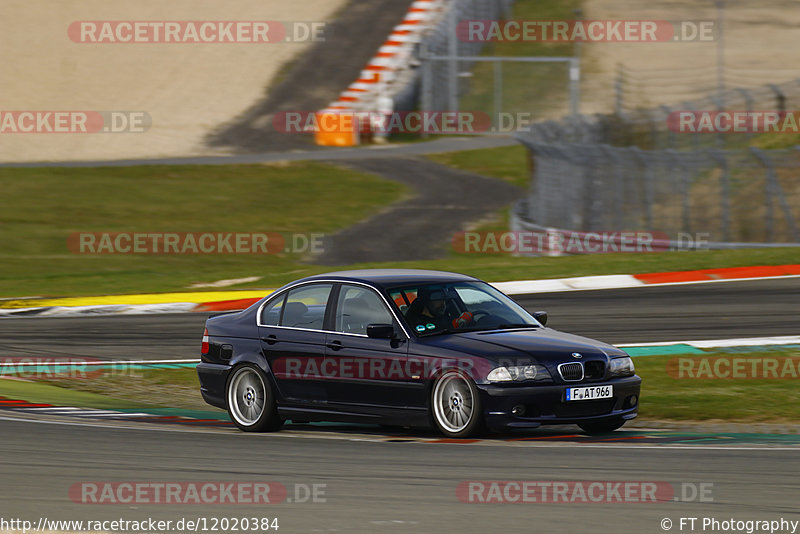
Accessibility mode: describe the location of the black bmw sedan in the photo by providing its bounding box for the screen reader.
[197,269,641,438]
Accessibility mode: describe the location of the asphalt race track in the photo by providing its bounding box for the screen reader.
[0,278,797,361]
[1,277,799,533]
[1,415,799,533]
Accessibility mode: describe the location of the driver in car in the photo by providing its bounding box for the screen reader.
[405,288,469,332]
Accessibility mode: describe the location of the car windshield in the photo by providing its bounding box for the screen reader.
[387,281,539,336]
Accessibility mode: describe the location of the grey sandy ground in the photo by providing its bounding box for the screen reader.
[205,0,416,153]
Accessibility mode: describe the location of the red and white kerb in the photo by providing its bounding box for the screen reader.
[319,0,441,114]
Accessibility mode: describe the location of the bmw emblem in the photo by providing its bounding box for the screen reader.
[571,352,583,359]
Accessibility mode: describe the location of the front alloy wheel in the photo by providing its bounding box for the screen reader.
[226,364,282,432]
[431,370,484,438]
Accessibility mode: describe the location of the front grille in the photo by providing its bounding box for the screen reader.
[558,362,584,382]
[584,360,605,379]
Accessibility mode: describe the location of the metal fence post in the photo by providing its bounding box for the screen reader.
[569,57,580,116]
[708,150,731,241]
[420,43,433,138]
[494,60,503,129]
[597,145,623,230]
[631,147,654,230]
[768,84,785,114]
[614,63,624,117]
[447,5,459,112]
[750,147,799,241]
[661,105,675,149]
[750,147,775,241]
[666,149,691,234]
[736,88,754,141]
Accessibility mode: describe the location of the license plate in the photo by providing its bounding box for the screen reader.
[566,385,613,401]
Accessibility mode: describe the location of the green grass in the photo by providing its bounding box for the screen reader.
[427,145,530,188]
[0,163,407,297]
[634,350,800,422]
[0,367,211,411]
[0,377,149,410]
[34,367,209,410]
[750,131,800,150]
[0,155,797,300]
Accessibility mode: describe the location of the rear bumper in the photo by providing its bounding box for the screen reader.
[197,362,231,410]
[478,375,641,429]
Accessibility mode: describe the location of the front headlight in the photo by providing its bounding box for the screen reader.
[487,364,551,383]
[608,357,635,377]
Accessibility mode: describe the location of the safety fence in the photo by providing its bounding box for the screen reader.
[512,140,800,245]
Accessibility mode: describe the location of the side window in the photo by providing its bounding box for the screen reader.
[335,285,394,335]
[281,283,333,330]
[260,292,286,326]
[389,288,417,315]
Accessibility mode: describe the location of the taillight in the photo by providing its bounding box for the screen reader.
[201,328,209,355]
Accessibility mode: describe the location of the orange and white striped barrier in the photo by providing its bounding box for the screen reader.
[315,0,444,146]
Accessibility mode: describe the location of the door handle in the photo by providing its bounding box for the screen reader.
[261,335,278,345]
[327,339,343,351]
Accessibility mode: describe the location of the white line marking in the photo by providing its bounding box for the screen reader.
[12,407,158,417]
[617,335,800,349]
[494,275,643,295]
[499,274,800,295]
[71,412,153,418]
[23,406,80,412]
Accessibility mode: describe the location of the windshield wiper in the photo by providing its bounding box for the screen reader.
[495,323,539,330]
[419,326,486,337]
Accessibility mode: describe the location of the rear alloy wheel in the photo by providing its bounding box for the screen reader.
[431,370,484,438]
[226,364,283,432]
[578,417,626,435]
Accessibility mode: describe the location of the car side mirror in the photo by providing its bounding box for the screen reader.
[533,311,548,326]
[367,323,396,339]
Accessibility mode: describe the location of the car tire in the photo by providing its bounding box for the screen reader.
[226,364,283,432]
[578,417,626,435]
[430,370,485,438]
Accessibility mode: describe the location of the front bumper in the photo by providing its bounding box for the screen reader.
[478,375,642,429]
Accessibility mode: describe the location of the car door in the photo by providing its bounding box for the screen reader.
[323,283,419,410]
[258,282,333,405]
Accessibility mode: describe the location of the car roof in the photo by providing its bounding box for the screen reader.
[297,269,479,289]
